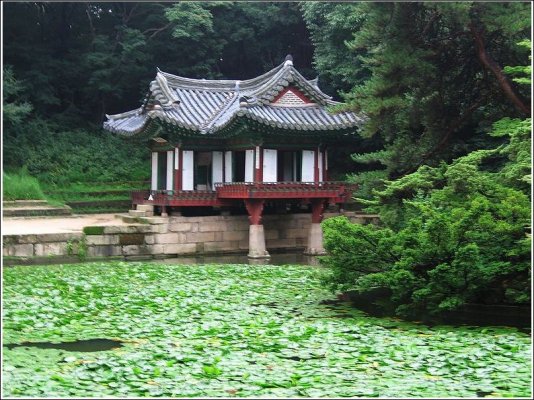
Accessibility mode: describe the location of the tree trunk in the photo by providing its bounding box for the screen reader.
[469,24,531,116]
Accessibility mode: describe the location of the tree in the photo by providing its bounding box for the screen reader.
[303,2,531,197]
[2,2,316,185]
[3,66,32,126]
[320,38,531,317]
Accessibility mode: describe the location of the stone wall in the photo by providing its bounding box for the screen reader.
[3,212,378,263]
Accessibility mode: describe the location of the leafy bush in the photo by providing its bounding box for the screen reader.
[3,168,46,200]
[321,119,531,317]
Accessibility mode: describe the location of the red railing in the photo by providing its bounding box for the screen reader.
[131,182,357,206]
[131,189,219,206]
[214,181,357,199]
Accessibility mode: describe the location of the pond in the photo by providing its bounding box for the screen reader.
[2,262,531,398]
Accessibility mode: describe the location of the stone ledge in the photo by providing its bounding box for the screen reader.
[103,225,153,234]
[7,233,84,245]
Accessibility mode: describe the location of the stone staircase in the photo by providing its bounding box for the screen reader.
[3,200,72,217]
[118,204,155,223]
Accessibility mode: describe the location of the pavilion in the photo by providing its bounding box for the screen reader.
[104,55,365,258]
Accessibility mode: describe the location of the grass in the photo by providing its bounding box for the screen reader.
[42,181,145,214]
[2,262,531,398]
[3,170,46,201]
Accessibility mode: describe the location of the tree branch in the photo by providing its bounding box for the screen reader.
[143,22,173,40]
[400,97,484,176]
[469,23,531,116]
[85,4,96,42]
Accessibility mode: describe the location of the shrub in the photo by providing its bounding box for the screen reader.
[3,168,46,200]
[321,123,531,317]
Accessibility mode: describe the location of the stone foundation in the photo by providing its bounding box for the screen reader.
[3,212,379,264]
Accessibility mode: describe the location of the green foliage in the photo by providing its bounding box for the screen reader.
[3,66,32,125]
[322,129,531,316]
[3,2,317,187]
[3,262,531,397]
[304,2,531,193]
[165,2,214,40]
[300,2,369,95]
[3,118,150,187]
[67,235,88,261]
[489,117,532,189]
[77,235,88,261]
[82,226,105,236]
[3,168,46,201]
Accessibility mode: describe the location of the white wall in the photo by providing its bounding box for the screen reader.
[301,150,315,182]
[245,149,254,182]
[166,150,174,191]
[182,150,194,190]
[151,152,158,191]
[212,151,223,189]
[224,151,233,182]
[263,149,278,182]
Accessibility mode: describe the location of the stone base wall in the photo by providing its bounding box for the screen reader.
[3,212,379,263]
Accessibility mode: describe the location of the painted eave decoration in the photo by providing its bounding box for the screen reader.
[103,56,366,137]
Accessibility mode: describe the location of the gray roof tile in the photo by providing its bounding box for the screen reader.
[104,60,365,136]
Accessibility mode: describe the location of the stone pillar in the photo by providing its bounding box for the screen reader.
[161,205,168,218]
[248,225,269,258]
[137,204,154,217]
[304,223,326,255]
[244,199,270,259]
[304,199,327,255]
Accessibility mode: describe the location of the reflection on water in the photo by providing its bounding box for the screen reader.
[155,251,321,266]
[4,339,123,352]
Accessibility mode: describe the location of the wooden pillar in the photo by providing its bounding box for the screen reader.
[244,199,269,258]
[314,148,319,183]
[174,148,181,191]
[310,198,327,224]
[324,147,328,181]
[244,199,264,225]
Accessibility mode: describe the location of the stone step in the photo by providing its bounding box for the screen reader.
[118,214,147,224]
[3,200,49,208]
[3,205,72,217]
[129,209,147,217]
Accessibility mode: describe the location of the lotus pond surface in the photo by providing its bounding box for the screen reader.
[2,262,532,398]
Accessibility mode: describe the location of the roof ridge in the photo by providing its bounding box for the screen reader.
[201,92,238,133]
[159,61,285,91]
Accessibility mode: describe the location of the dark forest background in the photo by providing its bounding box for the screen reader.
[4,2,319,185]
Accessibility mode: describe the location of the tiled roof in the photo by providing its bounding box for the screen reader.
[104,58,365,136]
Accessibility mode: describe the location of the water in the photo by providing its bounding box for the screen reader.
[4,339,123,352]
[154,251,321,266]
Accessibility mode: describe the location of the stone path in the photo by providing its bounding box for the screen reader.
[2,213,128,235]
